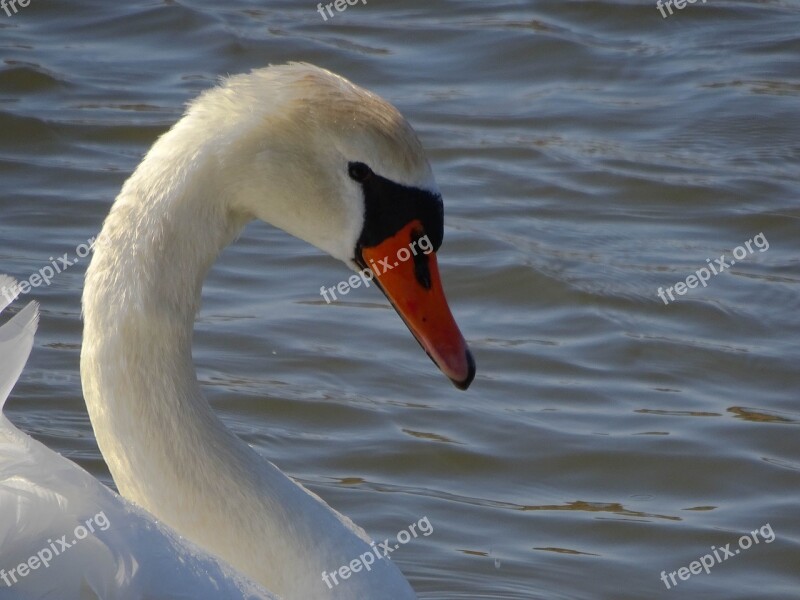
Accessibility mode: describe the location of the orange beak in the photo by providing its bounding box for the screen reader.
[359,221,476,390]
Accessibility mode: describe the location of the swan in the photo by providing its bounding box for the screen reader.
[0,278,277,599]
[75,63,475,598]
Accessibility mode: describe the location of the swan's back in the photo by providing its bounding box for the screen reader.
[0,276,277,600]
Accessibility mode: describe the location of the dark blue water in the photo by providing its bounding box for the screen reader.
[1,1,799,598]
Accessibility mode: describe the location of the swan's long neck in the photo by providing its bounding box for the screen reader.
[81,123,304,578]
[80,89,417,599]
[81,125,256,515]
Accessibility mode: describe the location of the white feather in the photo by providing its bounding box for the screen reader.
[0,277,38,413]
[0,279,279,599]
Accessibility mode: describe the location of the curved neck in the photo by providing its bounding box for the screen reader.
[78,108,416,599]
[81,132,254,508]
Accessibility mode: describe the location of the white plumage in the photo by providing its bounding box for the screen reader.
[2,63,438,598]
[0,277,277,599]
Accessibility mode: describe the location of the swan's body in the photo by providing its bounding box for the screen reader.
[5,63,474,599]
[0,278,277,599]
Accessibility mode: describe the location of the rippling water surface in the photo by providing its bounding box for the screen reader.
[1,1,799,598]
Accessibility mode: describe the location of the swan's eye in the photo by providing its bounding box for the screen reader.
[348,162,372,183]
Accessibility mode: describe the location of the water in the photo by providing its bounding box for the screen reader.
[1,1,799,598]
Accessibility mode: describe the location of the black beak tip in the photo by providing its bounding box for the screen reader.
[451,349,476,391]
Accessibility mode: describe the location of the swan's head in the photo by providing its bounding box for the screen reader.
[188,63,475,389]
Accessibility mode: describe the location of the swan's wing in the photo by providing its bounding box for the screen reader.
[0,276,38,412]
[0,278,280,600]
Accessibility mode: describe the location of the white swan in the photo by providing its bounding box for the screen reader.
[0,278,277,599]
[77,63,474,599]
